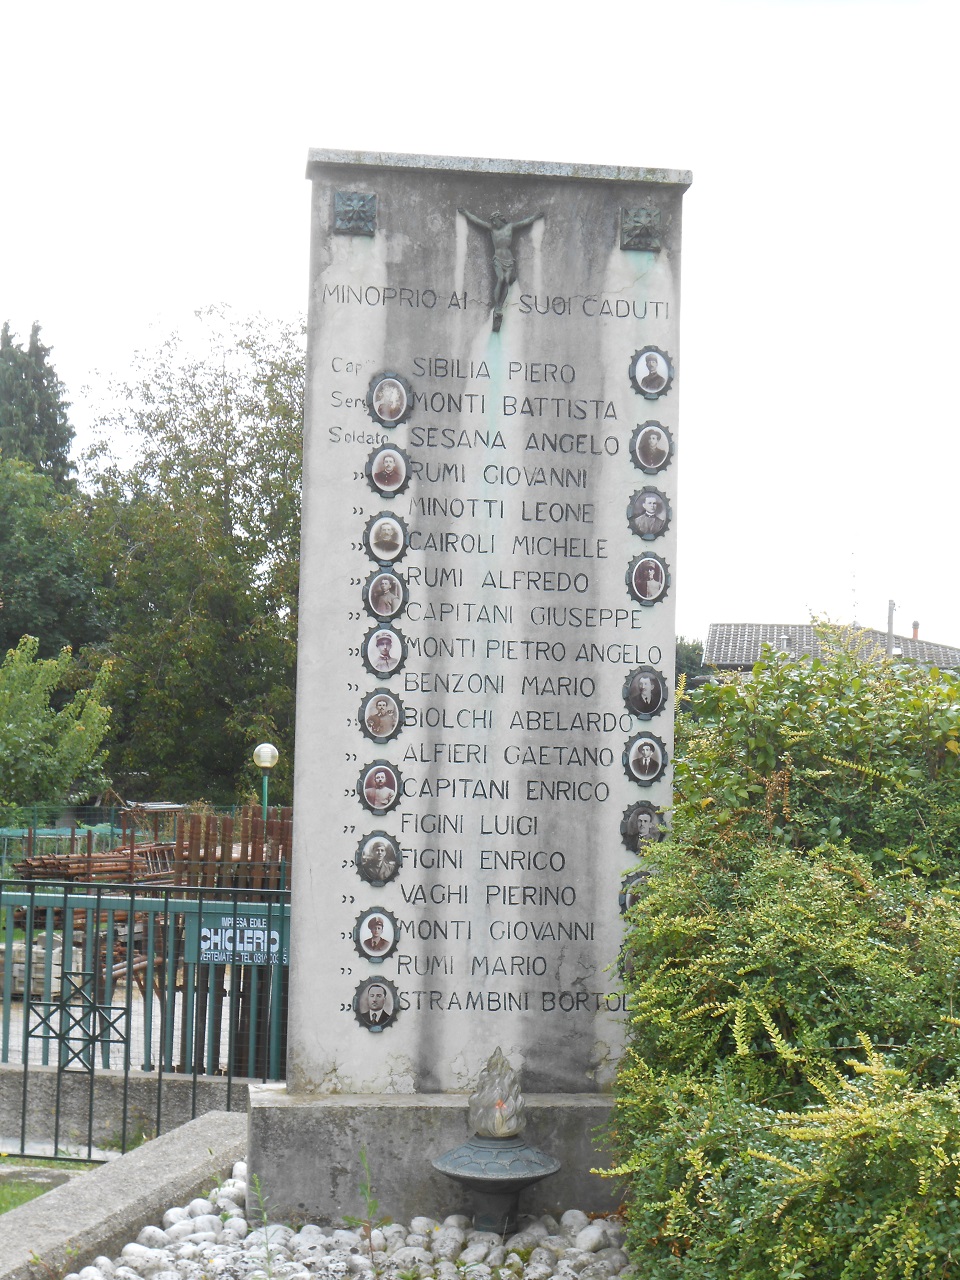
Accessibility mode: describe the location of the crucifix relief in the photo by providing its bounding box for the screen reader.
[459,206,544,331]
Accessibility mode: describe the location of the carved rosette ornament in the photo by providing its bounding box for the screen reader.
[620,207,662,252]
[469,1047,527,1138]
[334,192,377,236]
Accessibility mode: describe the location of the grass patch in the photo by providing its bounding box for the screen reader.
[0,1155,98,1215]
[0,1179,54,1214]
[0,1156,98,1171]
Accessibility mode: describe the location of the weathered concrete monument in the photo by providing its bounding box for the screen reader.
[249,150,690,1221]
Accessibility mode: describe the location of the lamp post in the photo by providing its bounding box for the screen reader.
[253,743,279,822]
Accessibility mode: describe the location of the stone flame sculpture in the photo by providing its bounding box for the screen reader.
[469,1046,526,1138]
[432,1048,559,1231]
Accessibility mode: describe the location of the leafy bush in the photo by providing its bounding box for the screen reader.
[611,1042,960,1277]
[0,635,111,807]
[611,631,960,1277]
[674,628,960,865]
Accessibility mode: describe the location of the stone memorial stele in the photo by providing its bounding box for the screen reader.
[248,149,690,1222]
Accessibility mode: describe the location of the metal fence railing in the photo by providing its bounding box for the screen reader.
[0,878,290,1159]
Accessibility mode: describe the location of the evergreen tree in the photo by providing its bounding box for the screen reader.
[0,457,102,658]
[0,322,75,490]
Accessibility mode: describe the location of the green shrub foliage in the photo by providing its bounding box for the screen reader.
[611,630,960,1277]
[0,635,111,807]
[673,629,960,862]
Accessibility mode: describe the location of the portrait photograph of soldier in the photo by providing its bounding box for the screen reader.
[623,667,667,719]
[632,423,673,474]
[640,352,667,392]
[629,347,673,400]
[361,691,401,741]
[360,764,400,811]
[367,515,406,562]
[629,556,668,605]
[625,734,667,785]
[620,801,666,853]
[369,375,409,425]
[627,489,670,540]
[354,978,397,1031]
[356,833,401,885]
[355,909,397,959]
[366,571,405,619]
[367,447,408,495]
[365,628,404,675]
[619,868,655,915]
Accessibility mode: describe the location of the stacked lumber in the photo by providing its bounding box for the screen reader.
[13,843,175,883]
[11,806,292,891]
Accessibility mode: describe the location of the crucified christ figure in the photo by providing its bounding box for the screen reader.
[459,206,544,331]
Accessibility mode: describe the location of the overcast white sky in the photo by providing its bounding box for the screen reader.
[2,0,956,645]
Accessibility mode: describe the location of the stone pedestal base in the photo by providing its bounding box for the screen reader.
[247,1086,621,1225]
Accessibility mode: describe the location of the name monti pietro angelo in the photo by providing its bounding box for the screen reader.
[195,910,290,965]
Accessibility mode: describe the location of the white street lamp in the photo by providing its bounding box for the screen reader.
[253,743,280,820]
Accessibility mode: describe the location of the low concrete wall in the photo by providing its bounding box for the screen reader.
[248,1085,622,1225]
[0,1062,247,1151]
[0,1109,246,1280]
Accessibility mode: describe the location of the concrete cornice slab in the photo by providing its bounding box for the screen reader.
[306,149,692,188]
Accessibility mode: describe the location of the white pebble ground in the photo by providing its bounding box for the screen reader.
[62,1162,634,1280]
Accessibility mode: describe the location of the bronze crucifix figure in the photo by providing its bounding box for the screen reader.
[459,206,544,331]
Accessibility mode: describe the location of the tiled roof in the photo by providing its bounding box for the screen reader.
[704,623,960,671]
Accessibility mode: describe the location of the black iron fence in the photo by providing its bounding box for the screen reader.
[0,878,289,1160]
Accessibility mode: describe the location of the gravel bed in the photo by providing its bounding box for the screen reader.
[64,1161,634,1280]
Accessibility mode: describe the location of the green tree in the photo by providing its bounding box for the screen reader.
[0,322,75,491]
[0,636,112,807]
[83,310,303,802]
[0,456,102,658]
[674,635,704,686]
